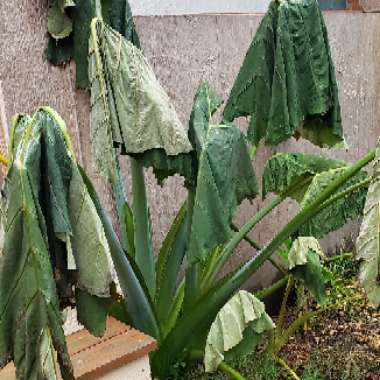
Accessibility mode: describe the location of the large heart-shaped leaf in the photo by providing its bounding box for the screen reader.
[223,0,343,148]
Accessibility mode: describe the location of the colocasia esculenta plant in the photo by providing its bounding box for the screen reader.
[0,0,378,379]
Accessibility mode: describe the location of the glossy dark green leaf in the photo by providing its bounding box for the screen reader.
[223,0,343,148]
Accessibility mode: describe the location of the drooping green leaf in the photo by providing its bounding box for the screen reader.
[107,0,141,48]
[9,113,30,159]
[187,81,258,264]
[76,289,111,337]
[0,113,73,379]
[356,146,380,307]
[299,168,369,238]
[288,237,324,268]
[45,0,139,88]
[48,0,73,40]
[130,149,196,187]
[223,0,343,148]
[72,0,102,88]
[262,153,346,201]
[37,108,113,299]
[287,237,326,304]
[204,291,274,372]
[89,19,193,180]
[68,167,113,296]
[0,108,114,379]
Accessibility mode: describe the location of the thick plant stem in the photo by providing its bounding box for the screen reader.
[276,276,293,336]
[202,195,285,289]
[274,356,301,380]
[231,223,285,274]
[319,176,372,211]
[256,276,289,300]
[131,158,156,298]
[325,252,353,262]
[153,149,375,378]
[190,350,246,380]
[218,361,247,380]
[231,223,261,250]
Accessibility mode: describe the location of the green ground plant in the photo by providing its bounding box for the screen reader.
[1,1,379,380]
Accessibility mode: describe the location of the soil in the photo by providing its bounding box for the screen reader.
[281,286,380,380]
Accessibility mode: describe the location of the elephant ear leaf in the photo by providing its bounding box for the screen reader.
[204,290,274,373]
[262,153,346,201]
[187,81,258,264]
[0,115,73,379]
[0,108,114,378]
[298,168,369,238]
[223,0,343,148]
[287,237,327,304]
[89,19,193,182]
[356,145,380,307]
[107,0,141,49]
